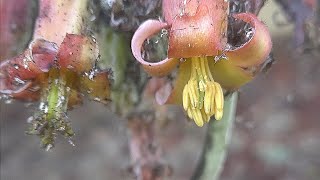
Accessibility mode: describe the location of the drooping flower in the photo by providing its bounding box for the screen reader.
[131,0,272,126]
[0,0,111,148]
[0,34,111,147]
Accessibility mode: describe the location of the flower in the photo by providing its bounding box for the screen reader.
[0,34,111,148]
[131,0,272,126]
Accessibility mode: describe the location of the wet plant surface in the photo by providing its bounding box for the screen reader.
[1,1,320,180]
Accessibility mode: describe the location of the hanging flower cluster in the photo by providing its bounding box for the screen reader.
[131,0,272,126]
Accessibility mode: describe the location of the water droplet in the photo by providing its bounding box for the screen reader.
[39,102,45,110]
[89,15,96,22]
[179,58,186,62]
[91,36,97,43]
[214,56,220,62]
[27,116,34,123]
[46,144,53,151]
[67,65,74,69]
[88,70,95,80]
[68,139,75,146]
[22,58,29,69]
[44,106,48,113]
[245,28,254,39]
[13,64,19,70]
[160,29,168,37]
[94,97,101,101]
[14,77,25,85]
[56,96,65,108]
[0,94,10,100]
[5,99,12,104]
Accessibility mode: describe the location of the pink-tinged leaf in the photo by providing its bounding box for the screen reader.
[57,34,99,73]
[167,0,228,58]
[131,20,179,76]
[225,13,272,68]
[156,59,192,105]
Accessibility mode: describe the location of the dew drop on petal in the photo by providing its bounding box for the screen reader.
[67,65,74,69]
[13,64,19,70]
[180,58,186,62]
[94,97,101,101]
[14,77,26,85]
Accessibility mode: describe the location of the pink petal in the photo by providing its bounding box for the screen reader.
[167,1,228,58]
[162,0,199,25]
[0,39,57,98]
[225,13,272,68]
[57,34,99,73]
[131,20,179,76]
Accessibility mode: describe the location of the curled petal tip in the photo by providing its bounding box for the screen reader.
[131,20,179,76]
[226,13,272,68]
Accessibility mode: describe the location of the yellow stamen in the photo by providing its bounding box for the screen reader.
[182,57,224,126]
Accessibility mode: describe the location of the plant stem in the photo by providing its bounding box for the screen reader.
[191,92,238,180]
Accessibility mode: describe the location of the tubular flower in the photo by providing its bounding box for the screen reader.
[0,34,111,147]
[131,0,272,126]
[0,0,111,148]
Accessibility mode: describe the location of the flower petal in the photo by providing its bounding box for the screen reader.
[28,38,58,72]
[208,58,253,90]
[155,59,191,105]
[162,0,199,25]
[57,34,99,73]
[167,0,228,58]
[0,38,57,97]
[225,13,272,68]
[80,71,111,104]
[131,19,179,76]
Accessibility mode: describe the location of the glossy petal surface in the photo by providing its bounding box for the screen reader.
[131,19,179,76]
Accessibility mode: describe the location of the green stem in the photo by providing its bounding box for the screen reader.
[27,68,74,149]
[191,92,238,180]
[46,69,68,121]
